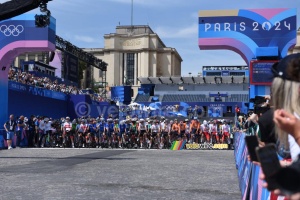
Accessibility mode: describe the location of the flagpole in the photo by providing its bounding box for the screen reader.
[131,0,133,27]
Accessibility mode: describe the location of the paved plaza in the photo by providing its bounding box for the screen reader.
[0,148,240,200]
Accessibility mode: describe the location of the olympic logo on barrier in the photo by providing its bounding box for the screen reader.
[0,25,24,36]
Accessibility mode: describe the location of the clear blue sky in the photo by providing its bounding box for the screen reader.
[2,0,300,76]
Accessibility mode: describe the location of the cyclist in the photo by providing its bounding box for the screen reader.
[200,120,210,143]
[221,120,231,144]
[96,118,105,148]
[113,119,120,148]
[210,120,219,144]
[179,120,186,141]
[63,117,74,148]
[138,119,146,148]
[184,119,190,144]
[171,119,180,142]
[150,120,160,149]
[76,119,87,148]
[87,119,97,147]
[145,119,152,148]
[119,120,126,148]
[106,118,114,148]
[162,119,171,148]
[190,118,200,144]
[130,118,138,148]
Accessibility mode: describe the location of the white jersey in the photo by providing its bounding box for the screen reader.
[210,124,218,133]
[221,124,230,133]
[151,124,159,133]
[63,122,72,131]
[185,123,190,133]
[139,122,146,130]
[200,124,209,132]
[161,123,170,132]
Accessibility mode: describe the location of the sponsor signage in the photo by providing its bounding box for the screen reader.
[199,9,297,63]
[186,143,228,150]
[8,81,66,101]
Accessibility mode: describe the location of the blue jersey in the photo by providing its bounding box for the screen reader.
[125,123,131,132]
[107,123,114,132]
[89,124,96,133]
[120,124,126,133]
[97,122,105,132]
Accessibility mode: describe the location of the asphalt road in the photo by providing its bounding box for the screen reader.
[0,148,240,200]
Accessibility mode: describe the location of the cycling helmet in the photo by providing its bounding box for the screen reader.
[131,118,137,122]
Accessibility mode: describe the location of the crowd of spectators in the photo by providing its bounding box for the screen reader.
[8,68,80,94]
[8,67,105,102]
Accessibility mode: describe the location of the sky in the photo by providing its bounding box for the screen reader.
[2,0,300,76]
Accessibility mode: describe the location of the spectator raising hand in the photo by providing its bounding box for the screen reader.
[274,109,300,146]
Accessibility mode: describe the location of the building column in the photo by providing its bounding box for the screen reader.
[152,52,157,77]
[124,53,127,84]
[134,53,138,85]
[35,53,38,61]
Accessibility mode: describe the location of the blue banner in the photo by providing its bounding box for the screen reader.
[8,81,67,101]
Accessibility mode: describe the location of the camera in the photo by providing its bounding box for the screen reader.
[249,96,270,115]
[274,155,300,195]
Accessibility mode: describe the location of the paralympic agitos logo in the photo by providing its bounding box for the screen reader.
[0,25,24,36]
[203,21,291,32]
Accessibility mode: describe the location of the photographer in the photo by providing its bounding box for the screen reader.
[244,113,258,136]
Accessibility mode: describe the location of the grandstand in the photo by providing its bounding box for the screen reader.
[133,74,250,117]
[137,76,249,102]
[134,94,150,102]
[162,94,210,102]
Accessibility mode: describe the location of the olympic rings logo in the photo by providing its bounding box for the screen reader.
[0,25,24,36]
